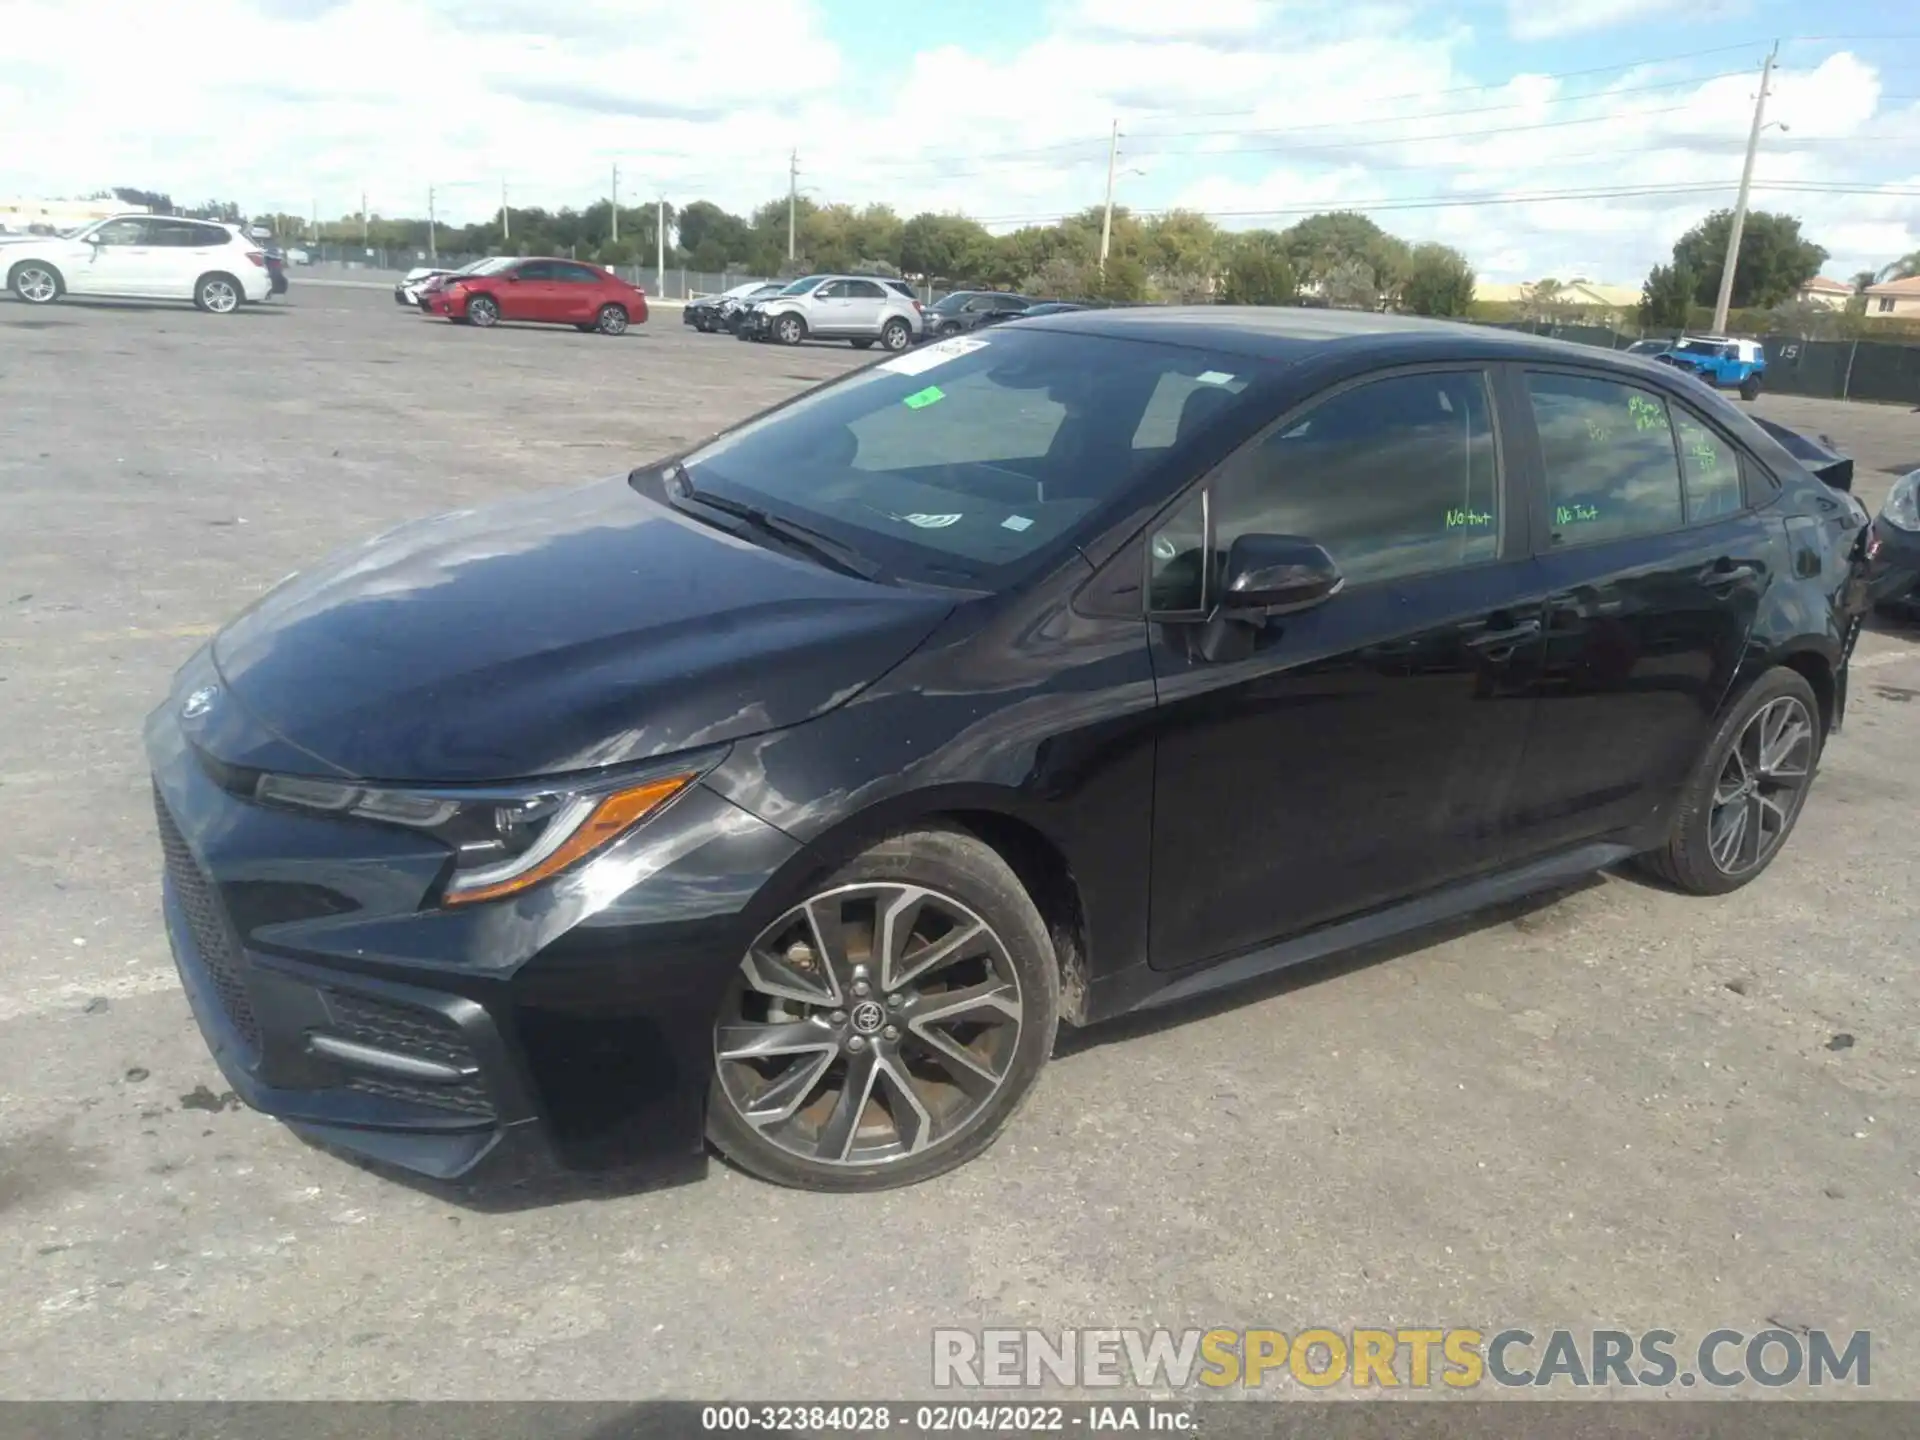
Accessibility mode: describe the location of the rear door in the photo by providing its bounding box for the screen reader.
[1144,366,1548,971]
[151,219,230,299]
[551,262,605,322]
[1500,367,1778,853]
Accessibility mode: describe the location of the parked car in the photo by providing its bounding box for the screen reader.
[4,214,271,312]
[686,280,775,332]
[242,231,289,297]
[1012,301,1088,319]
[410,257,509,311]
[1656,335,1767,399]
[144,309,1870,1194]
[1865,466,1920,620]
[286,247,312,266]
[739,273,922,349]
[394,264,456,306]
[921,290,1034,339]
[1621,338,1670,356]
[425,257,647,334]
[713,282,787,333]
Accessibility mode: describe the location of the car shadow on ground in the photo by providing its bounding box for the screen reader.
[30,299,287,316]
[1052,881,1604,1060]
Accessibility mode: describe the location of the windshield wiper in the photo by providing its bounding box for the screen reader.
[667,473,885,582]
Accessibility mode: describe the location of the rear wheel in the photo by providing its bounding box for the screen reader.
[1633,667,1821,895]
[8,261,61,304]
[466,294,499,328]
[880,317,912,352]
[194,273,241,314]
[595,303,628,336]
[1739,373,1764,401]
[707,828,1058,1191]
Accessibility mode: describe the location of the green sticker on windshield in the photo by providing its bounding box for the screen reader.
[902,385,945,409]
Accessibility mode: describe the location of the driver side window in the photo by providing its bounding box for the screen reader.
[1146,370,1500,611]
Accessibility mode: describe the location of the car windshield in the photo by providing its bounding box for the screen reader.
[778,275,825,296]
[670,329,1270,587]
[465,257,515,276]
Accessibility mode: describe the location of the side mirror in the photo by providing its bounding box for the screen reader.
[1218,534,1343,615]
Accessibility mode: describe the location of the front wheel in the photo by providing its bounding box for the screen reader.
[707,828,1059,1191]
[1633,667,1822,895]
[466,295,499,327]
[194,273,242,314]
[880,318,912,352]
[10,262,62,304]
[595,303,628,336]
[774,312,806,346]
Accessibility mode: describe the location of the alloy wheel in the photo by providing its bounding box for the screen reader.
[15,266,57,303]
[777,315,804,345]
[714,882,1025,1168]
[598,305,628,335]
[1708,695,1814,876]
[201,278,239,314]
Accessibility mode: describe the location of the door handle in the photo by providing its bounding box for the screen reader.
[1467,617,1542,651]
[1700,560,1758,588]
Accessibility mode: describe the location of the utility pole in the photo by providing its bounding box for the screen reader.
[1099,119,1120,275]
[787,149,800,262]
[657,194,666,293]
[1713,41,1778,334]
[359,188,368,245]
[501,180,510,242]
[611,163,620,244]
[427,185,437,260]
[310,198,317,244]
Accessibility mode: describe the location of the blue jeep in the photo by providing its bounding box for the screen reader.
[1653,335,1767,400]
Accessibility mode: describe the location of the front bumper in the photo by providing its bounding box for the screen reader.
[1867,516,1920,616]
[144,663,803,1183]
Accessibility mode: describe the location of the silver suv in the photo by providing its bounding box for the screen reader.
[740,274,924,350]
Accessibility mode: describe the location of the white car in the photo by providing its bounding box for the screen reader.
[2,214,272,313]
[394,264,453,306]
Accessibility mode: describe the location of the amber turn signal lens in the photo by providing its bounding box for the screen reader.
[443,774,692,906]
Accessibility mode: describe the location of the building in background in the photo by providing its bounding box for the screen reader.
[0,197,147,235]
[1861,276,1920,319]
[1794,275,1855,308]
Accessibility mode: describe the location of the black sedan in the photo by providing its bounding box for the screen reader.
[1865,466,1920,619]
[920,290,1033,339]
[146,310,1870,1193]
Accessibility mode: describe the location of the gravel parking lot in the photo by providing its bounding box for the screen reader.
[3,287,1919,1400]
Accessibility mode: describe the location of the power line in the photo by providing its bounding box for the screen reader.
[1129,107,1696,159]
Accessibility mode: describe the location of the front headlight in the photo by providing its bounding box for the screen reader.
[1884,470,1920,532]
[253,759,709,906]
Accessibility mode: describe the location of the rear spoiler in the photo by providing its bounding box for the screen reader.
[1750,416,1854,493]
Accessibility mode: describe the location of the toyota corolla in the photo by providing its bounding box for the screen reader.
[147,312,1870,1192]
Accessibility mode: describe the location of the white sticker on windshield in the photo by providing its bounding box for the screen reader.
[879,335,989,376]
[1001,515,1034,532]
[903,512,963,529]
[1196,370,1236,385]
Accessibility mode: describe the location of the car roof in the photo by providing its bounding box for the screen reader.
[1020,304,1692,373]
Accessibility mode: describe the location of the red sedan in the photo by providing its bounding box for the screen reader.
[428,257,648,335]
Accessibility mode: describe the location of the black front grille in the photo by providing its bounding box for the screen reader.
[326,991,496,1120]
[153,788,262,1056]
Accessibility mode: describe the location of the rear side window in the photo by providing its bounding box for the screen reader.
[1525,373,1683,546]
[554,263,602,283]
[847,280,887,299]
[1203,370,1501,589]
[1671,409,1744,521]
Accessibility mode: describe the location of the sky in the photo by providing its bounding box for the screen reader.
[1,0,1917,283]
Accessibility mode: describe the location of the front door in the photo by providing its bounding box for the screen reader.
[1145,367,1545,972]
[69,216,162,296]
[808,280,857,335]
[1501,368,1778,851]
[497,260,557,321]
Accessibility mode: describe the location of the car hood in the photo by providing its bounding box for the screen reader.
[205,477,955,783]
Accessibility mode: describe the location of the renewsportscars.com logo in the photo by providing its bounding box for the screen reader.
[932,1327,1872,1391]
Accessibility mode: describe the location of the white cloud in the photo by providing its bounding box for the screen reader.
[1506,0,1743,42]
[0,0,1913,285]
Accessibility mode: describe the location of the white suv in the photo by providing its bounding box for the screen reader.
[4,214,272,313]
[741,274,924,350]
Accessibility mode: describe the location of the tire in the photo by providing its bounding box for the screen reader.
[1738,374,1763,401]
[850,338,875,350]
[1632,666,1822,895]
[595,303,628,336]
[773,312,806,346]
[193,273,242,314]
[8,261,61,304]
[466,294,499,328]
[707,827,1059,1191]
[880,318,913,352]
